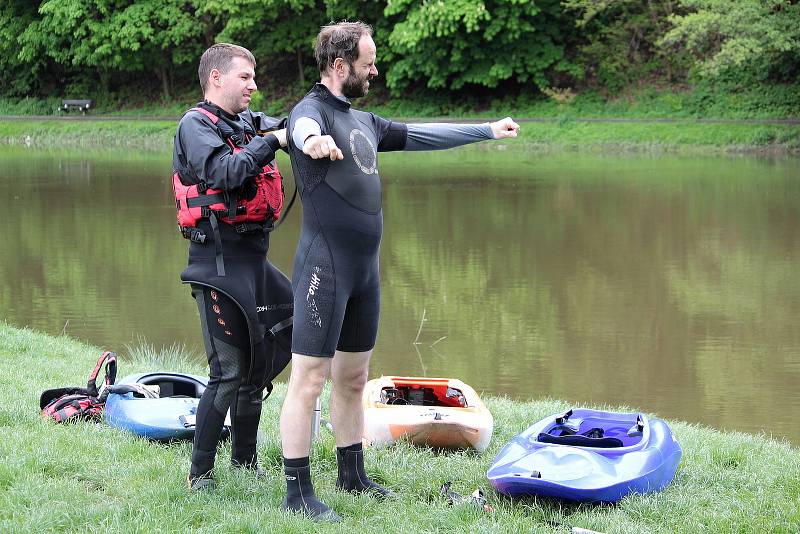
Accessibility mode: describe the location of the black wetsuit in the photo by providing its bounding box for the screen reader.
[173,102,292,478]
[287,84,493,357]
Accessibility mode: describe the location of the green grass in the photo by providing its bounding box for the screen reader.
[0,118,176,151]
[4,82,799,120]
[1,321,799,533]
[1,117,798,155]
[510,119,800,153]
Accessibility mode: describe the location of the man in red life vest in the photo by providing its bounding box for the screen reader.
[172,43,293,490]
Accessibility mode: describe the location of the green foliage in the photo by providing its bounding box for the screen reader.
[663,0,800,83]
[196,0,387,95]
[562,0,690,92]
[14,0,205,99]
[0,1,797,114]
[383,0,573,91]
[0,1,47,96]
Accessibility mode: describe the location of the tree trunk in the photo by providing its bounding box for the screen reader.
[158,63,171,101]
[203,14,216,48]
[297,47,305,85]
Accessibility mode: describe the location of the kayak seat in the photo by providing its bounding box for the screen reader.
[537,427,624,448]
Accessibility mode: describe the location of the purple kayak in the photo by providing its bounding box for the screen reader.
[487,408,681,503]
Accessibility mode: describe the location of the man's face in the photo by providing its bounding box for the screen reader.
[217,56,257,114]
[341,35,378,99]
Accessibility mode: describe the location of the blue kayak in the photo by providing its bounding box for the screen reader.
[104,372,228,442]
[487,408,681,503]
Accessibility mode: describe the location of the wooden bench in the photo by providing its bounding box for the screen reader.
[61,99,93,114]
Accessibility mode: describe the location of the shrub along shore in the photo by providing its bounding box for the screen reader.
[2,113,800,155]
[1,322,798,533]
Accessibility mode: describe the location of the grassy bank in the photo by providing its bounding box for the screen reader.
[0,119,176,152]
[1,321,799,533]
[4,84,799,120]
[1,117,799,154]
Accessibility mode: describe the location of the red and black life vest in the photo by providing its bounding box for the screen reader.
[172,106,284,245]
[40,351,117,423]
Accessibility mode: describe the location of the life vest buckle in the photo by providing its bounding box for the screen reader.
[180,226,207,243]
[234,221,271,234]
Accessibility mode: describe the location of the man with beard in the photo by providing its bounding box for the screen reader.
[172,43,293,490]
[280,21,519,521]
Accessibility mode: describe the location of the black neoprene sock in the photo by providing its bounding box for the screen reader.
[281,457,341,522]
[335,443,394,498]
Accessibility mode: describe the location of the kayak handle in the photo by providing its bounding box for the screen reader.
[555,409,573,425]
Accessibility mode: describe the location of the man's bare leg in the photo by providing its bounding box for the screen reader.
[329,349,371,447]
[280,353,331,456]
[330,349,393,497]
[279,353,340,521]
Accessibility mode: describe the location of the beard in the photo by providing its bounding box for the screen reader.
[341,66,372,99]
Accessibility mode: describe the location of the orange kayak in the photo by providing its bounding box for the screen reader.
[362,376,493,452]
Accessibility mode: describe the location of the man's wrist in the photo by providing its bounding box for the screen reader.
[263,133,282,154]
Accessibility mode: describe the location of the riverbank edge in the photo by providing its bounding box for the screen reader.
[2,117,799,155]
[1,321,798,533]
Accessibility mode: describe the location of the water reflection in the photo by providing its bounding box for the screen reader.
[1,145,798,444]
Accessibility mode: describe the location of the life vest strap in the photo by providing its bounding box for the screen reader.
[186,192,226,208]
[208,212,226,277]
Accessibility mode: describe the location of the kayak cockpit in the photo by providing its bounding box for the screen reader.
[377,377,469,408]
[535,409,648,450]
[129,372,207,398]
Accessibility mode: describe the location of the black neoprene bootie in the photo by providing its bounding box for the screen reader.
[335,443,395,499]
[281,458,341,522]
[187,473,216,491]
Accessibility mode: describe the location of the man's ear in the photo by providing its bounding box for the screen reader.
[333,58,346,77]
[210,68,222,86]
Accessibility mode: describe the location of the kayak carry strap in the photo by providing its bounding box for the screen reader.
[555,409,573,425]
[627,414,645,437]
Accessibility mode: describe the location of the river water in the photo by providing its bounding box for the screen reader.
[2,144,798,444]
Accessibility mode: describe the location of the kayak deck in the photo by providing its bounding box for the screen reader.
[363,376,493,452]
[487,408,682,502]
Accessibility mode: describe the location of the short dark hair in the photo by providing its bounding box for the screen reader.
[198,43,256,93]
[315,21,373,73]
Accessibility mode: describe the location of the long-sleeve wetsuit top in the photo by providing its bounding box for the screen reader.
[173,101,283,191]
[286,83,496,357]
[173,102,293,353]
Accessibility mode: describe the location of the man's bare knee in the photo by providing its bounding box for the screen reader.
[287,354,329,401]
[332,368,368,396]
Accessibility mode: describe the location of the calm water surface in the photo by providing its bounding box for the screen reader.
[2,145,798,444]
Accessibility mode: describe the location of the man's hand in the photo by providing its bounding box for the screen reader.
[272,128,287,147]
[489,117,520,139]
[303,135,344,161]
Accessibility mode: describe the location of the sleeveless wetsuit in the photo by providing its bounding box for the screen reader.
[287,84,494,357]
[173,102,292,477]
